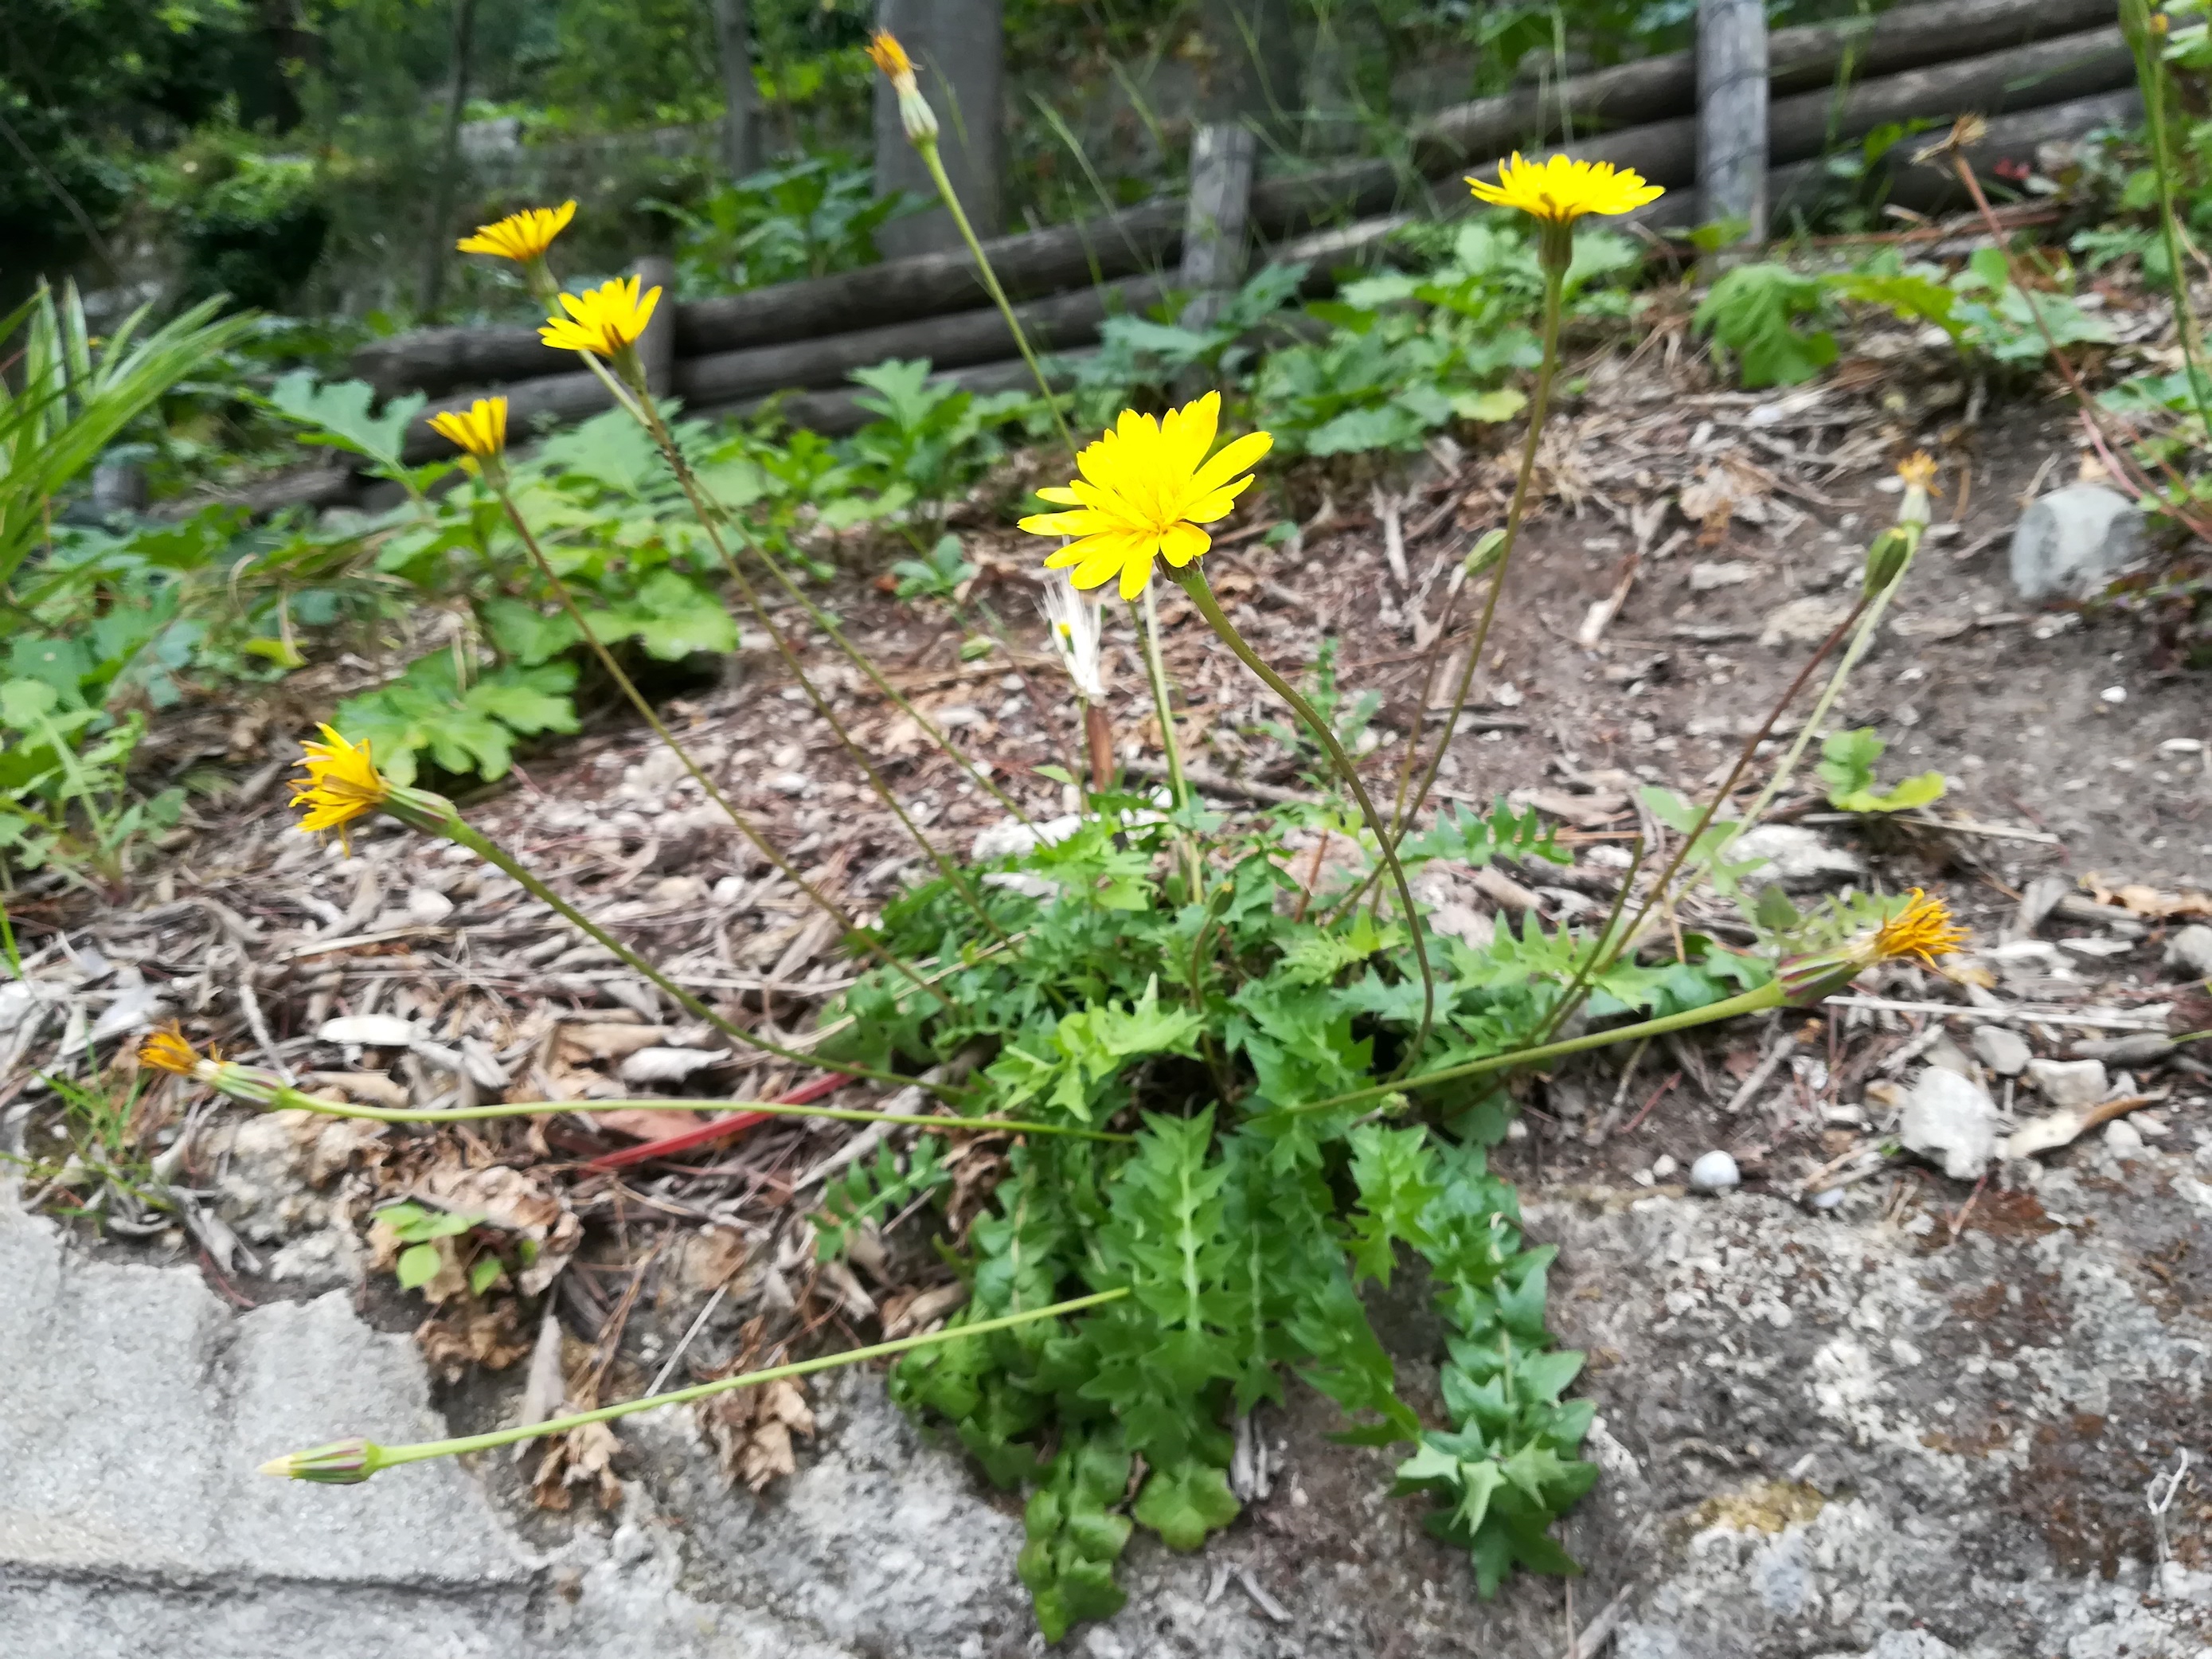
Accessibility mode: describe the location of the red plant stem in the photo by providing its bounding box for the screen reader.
[584,1071,846,1172]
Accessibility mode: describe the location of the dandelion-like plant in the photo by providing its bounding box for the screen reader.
[1019,393,1272,601]
[455,202,576,267]
[539,274,662,380]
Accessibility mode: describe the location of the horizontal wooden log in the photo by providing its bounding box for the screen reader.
[358,0,2113,401]
[1415,0,2120,170]
[673,276,1168,405]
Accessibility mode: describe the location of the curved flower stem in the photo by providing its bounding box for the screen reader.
[1390,259,1567,841]
[1173,566,1435,1073]
[1542,591,1868,1031]
[263,1288,1130,1481]
[246,1078,1130,1143]
[1292,980,1786,1117]
[915,137,1079,462]
[624,392,1010,944]
[735,534,1038,831]
[487,483,953,1014]
[392,799,942,1096]
[1135,584,1204,902]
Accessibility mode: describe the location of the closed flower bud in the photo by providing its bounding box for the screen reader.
[260,1438,389,1484]
[1862,526,1914,596]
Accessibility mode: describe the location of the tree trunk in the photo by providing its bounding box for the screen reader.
[873,0,1006,257]
[416,0,479,317]
[712,0,757,181]
[1698,0,1769,244]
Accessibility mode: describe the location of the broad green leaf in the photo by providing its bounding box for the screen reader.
[1131,1461,1241,1551]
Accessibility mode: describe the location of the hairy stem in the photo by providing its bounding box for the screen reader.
[268,1288,1130,1479]
[1174,566,1436,1074]
[1295,979,1787,1116]
[489,483,952,1012]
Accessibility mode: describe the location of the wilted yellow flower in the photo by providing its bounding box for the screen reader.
[866,30,916,88]
[455,202,576,264]
[1871,890,1968,971]
[866,29,939,144]
[538,274,661,360]
[426,397,507,461]
[1894,452,1939,491]
[291,726,390,840]
[1018,393,1272,601]
[1467,154,1664,224]
[139,1023,207,1077]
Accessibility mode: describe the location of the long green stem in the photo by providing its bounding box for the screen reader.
[1174,566,1436,1073]
[416,807,937,1095]
[257,1080,1130,1143]
[1136,585,1189,815]
[2126,2,2212,456]
[489,483,953,1014]
[264,1288,1129,1480]
[738,536,1038,831]
[1393,259,1567,839]
[1292,979,1786,1117]
[627,393,1010,944]
[916,138,1080,461]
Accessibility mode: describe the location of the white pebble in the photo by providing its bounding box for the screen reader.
[2104,1118,2145,1156]
[1651,1154,1679,1180]
[2101,685,2127,704]
[1689,1150,1741,1193]
[1811,1187,1846,1211]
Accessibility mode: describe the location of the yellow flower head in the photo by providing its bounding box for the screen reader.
[866,30,916,91]
[1466,153,1665,223]
[1871,889,1968,972]
[1018,393,1272,601]
[455,202,576,264]
[539,274,661,358]
[866,29,937,143]
[1895,452,1940,491]
[139,1023,207,1077]
[426,396,508,461]
[291,725,390,839]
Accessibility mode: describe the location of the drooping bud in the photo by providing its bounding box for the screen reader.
[260,1438,389,1485]
[1862,526,1913,597]
[867,31,940,147]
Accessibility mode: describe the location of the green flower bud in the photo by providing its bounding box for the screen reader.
[1862,526,1915,596]
[260,1438,389,1485]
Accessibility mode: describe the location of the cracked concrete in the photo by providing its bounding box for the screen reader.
[6,1129,2212,1657]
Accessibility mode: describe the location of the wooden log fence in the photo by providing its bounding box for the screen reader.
[351,0,2137,466]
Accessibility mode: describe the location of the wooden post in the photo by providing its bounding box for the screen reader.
[712,0,758,182]
[874,0,1005,257]
[1179,123,1256,329]
[417,0,480,315]
[1697,0,1768,244]
[634,256,678,397]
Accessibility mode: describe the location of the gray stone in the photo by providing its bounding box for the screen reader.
[1688,1150,1741,1193]
[1732,825,1865,890]
[1897,1068,1999,1180]
[2026,1056,2108,1109]
[1969,1024,2030,1077]
[2072,1032,2175,1066]
[2103,1117,2145,1156]
[2166,921,2212,979]
[2008,484,2145,601]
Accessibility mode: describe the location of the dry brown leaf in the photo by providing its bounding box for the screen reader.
[699,1376,815,1493]
[557,1022,672,1062]
[416,1298,530,1382]
[2081,872,2212,919]
[881,1281,969,1339]
[408,1162,581,1293]
[532,1417,623,1511]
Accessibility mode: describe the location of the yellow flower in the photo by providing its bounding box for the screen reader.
[538,274,662,358]
[866,29,938,143]
[1894,452,1940,491]
[1466,153,1665,223]
[455,202,576,264]
[290,725,390,839]
[1018,393,1272,601]
[1871,889,1968,971]
[866,30,916,91]
[425,397,507,460]
[139,1023,207,1077]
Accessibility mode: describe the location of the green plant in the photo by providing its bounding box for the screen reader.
[330,653,580,787]
[648,156,911,293]
[0,677,182,886]
[0,280,258,593]
[1817,727,1946,815]
[1696,248,2116,391]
